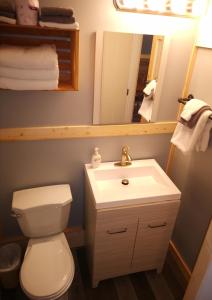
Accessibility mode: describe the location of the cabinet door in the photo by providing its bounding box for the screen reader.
[132,201,180,273]
[94,208,138,280]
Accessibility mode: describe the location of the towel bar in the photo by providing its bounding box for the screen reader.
[178,96,212,120]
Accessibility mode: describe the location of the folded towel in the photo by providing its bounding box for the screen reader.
[40,15,75,24]
[0,66,59,80]
[0,10,16,18]
[0,0,15,12]
[0,77,58,90]
[40,7,73,18]
[15,0,39,25]
[171,110,212,153]
[179,106,212,128]
[39,21,79,30]
[0,44,58,70]
[143,79,157,96]
[180,99,207,121]
[0,15,16,24]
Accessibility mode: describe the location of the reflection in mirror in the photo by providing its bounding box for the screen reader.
[94,31,166,125]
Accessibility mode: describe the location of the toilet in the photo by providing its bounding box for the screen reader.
[12,184,75,300]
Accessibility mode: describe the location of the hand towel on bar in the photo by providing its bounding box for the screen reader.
[197,119,212,151]
[40,15,75,24]
[15,0,39,25]
[171,110,212,153]
[0,45,58,70]
[138,94,154,122]
[0,77,58,90]
[39,21,79,30]
[0,15,16,24]
[179,105,212,128]
[40,7,73,18]
[143,79,157,96]
[0,66,59,80]
[138,80,157,122]
[180,99,207,121]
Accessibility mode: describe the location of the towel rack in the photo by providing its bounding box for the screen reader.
[178,94,212,120]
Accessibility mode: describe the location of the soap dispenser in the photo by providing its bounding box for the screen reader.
[91,147,101,168]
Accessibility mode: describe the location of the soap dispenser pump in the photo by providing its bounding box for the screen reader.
[91,147,101,168]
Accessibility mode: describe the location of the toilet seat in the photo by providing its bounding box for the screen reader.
[20,233,74,300]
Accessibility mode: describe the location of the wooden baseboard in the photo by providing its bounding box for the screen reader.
[167,241,191,289]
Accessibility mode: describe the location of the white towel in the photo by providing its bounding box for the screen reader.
[0,66,59,80]
[138,80,157,122]
[0,77,58,90]
[138,94,153,122]
[15,0,39,26]
[0,16,16,24]
[143,79,157,96]
[181,99,208,121]
[0,44,58,70]
[171,110,212,153]
[39,21,79,30]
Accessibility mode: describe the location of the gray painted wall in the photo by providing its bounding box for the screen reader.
[170,48,212,270]
[0,0,199,252]
[171,144,212,270]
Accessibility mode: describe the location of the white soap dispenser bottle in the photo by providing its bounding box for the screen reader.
[91,147,101,168]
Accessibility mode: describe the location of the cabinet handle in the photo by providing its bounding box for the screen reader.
[148,222,167,229]
[106,228,127,234]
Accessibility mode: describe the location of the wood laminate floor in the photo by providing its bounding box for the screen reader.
[0,248,186,300]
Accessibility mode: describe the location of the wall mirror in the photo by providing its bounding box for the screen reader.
[93,30,194,125]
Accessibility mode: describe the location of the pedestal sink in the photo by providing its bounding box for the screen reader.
[85,159,181,209]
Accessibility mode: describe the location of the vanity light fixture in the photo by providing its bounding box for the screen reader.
[114,0,207,18]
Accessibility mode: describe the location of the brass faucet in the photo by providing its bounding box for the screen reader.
[114,146,132,166]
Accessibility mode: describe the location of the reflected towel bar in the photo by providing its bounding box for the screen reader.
[178,95,212,120]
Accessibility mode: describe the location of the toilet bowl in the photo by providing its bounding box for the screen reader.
[20,233,74,300]
[12,184,75,300]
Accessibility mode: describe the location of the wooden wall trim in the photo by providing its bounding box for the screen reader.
[166,45,198,175]
[169,240,191,283]
[0,122,176,142]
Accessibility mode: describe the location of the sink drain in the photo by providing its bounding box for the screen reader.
[122,179,129,185]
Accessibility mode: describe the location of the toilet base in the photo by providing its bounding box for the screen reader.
[27,290,69,300]
[20,233,74,300]
[56,291,68,300]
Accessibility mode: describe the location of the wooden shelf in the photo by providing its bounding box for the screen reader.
[0,23,79,91]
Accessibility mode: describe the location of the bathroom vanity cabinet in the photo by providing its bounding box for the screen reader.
[85,179,180,287]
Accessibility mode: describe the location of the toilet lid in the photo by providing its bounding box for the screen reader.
[20,233,74,299]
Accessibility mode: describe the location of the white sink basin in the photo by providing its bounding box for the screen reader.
[85,159,181,209]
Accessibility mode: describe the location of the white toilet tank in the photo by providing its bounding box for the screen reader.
[12,185,72,238]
